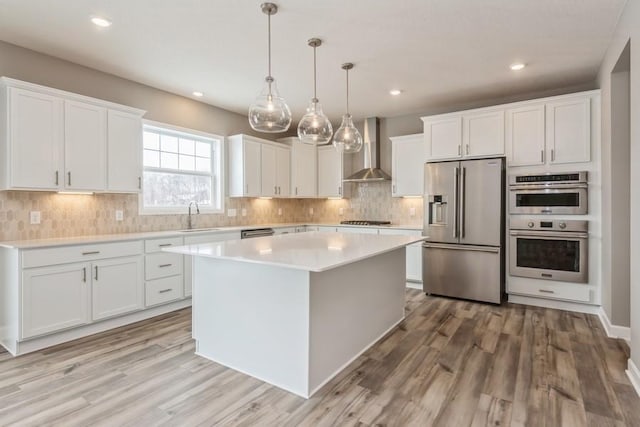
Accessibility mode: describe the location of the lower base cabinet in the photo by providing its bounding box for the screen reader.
[92,256,143,321]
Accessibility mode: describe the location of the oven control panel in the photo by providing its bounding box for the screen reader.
[511,218,588,233]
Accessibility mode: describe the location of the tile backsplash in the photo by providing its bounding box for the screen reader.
[0,182,423,241]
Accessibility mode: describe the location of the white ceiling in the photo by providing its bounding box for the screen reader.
[0,0,627,122]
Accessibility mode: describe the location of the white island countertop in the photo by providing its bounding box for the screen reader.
[163,231,425,272]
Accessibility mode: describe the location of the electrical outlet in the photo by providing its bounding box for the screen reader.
[339,207,344,216]
[309,208,314,215]
[115,210,124,221]
[241,208,247,217]
[30,211,41,225]
[227,208,237,217]
[409,207,416,217]
[278,208,282,216]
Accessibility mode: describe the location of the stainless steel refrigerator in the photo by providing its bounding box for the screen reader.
[422,157,505,304]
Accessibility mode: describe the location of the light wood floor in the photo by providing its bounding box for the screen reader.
[1,290,639,426]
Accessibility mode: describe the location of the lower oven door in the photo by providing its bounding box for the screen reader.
[509,185,587,215]
[509,230,588,283]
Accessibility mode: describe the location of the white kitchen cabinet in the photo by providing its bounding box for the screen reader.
[463,110,504,157]
[64,100,107,191]
[144,236,184,304]
[317,145,349,198]
[107,110,143,192]
[21,262,90,339]
[390,134,424,197]
[228,134,262,197]
[261,142,290,197]
[546,96,591,164]
[2,86,63,190]
[314,226,338,232]
[280,137,317,197]
[92,256,144,321]
[274,227,297,235]
[423,116,462,161]
[506,104,546,166]
[339,227,379,234]
[378,229,423,283]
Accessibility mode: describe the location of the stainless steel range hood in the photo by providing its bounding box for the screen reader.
[343,117,392,182]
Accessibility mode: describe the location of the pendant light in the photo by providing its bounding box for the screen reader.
[248,3,292,133]
[297,38,333,145]
[333,63,363,153]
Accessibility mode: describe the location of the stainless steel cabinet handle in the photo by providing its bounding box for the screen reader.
[159,288,172,294]
[82,251,100,255]
[138,177,142,189]
[295,187,298,196]
[539,289,554,294]
[392,184,396,194]
[541,150,544,163]
[274,185,277,195]
[339,186,342,195]
[466,144,469,155]
[55,171,59,186]
[67,171,72,186]
[94,266,98,281]
[82,267,87,283]
[458,145,461,156]
[158,263,173,268]
[158,243,172,247]
[551,149,555,162]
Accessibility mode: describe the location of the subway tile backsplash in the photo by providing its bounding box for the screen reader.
[0,182,423,241]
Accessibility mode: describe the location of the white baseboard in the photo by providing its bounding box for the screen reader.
[508,294,600,314]
[405,281,422,290]
[626,359,640,397]
[597,307,631,342]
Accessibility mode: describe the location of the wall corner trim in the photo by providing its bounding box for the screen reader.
[597,307,631,341]
[626,359,640,398]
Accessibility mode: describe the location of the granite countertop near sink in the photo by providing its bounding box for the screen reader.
[0,222,422,249]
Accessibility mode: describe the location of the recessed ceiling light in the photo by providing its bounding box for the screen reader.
[90,16,112,27]
[389,89,402,96]
[193,91,204,97]
[510,63,526,71]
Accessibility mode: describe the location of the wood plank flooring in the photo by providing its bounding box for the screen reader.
[1,290,638,426]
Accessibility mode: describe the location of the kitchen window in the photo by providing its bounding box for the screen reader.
[140,121,223,214]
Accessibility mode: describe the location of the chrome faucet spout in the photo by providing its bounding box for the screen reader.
[187,202,200,229]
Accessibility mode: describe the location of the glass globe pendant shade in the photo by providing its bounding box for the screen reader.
[297,99,333,145]
[249,76,292,133]
[332,113,363,153]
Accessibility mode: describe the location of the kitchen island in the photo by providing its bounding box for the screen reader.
[164,231,423,398]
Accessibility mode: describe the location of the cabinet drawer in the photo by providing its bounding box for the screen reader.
[146,276,183,307]
[508,281,591,303]
[23,240,143,268]
[145,252,183,280]
[145,237,183,253]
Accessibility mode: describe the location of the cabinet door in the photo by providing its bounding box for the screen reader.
[424,116,462,160]
[275,145,290,197]
[317,146,343,197]
[406,243,423,282]
[261,144,277,197]
[546,97,591,164]
[92,256,143,321]
[506,104,545,166]
[391,135,424,197]
[8,88,63,190]
[243,139,262,197]
[22,262,90,339]
[291,143,317,197]
[64,100,107,191]
[107,110,142,192]
[463,110,504,157]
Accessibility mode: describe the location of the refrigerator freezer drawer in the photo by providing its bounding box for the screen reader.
[422,243,503,304]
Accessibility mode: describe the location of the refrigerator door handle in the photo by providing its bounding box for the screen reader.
[460,167,466,239]
[453,167,459,238]
[423,243,500,253]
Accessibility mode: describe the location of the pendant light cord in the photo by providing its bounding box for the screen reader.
[267,12,272,78]
[313,45,317,101]
[345,68,350,114]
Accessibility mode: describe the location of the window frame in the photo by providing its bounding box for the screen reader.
[138,120,225,216]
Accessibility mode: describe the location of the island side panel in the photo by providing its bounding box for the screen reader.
[193,257,311,397]
[308,247,406,395]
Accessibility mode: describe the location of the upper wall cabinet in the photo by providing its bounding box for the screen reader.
[0,78,145,192]
[317,145,349,198]
[390,133,424,197]
[422,109,504,161]
[260,142,290,197]
[279,137,317,198]
[227,134,262,197]
[505,104,546,166]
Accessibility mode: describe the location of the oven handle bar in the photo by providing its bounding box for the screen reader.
[422,243,500,253]
[509,230,588,239]
[509,183,588,191]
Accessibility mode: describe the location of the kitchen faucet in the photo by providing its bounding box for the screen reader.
[187,202,200,229]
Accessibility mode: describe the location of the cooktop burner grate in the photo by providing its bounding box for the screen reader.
[340,220,392,226]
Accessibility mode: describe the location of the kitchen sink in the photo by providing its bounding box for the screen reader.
[179,228,220,233]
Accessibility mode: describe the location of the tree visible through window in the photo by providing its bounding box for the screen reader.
[141,123,223,214]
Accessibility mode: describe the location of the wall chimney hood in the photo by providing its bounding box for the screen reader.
[343,117,392,182]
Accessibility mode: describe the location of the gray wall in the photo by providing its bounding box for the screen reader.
[597,0,640,368]
[0,40,265,137]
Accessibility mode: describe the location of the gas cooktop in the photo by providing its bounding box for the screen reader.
[340,220,392,226]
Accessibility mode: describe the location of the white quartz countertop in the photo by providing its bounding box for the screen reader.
[0,223,422,249]
[163,231,425,272]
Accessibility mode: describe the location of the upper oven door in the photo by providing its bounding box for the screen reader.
[509,230,588,283]
[509,185,587,215]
